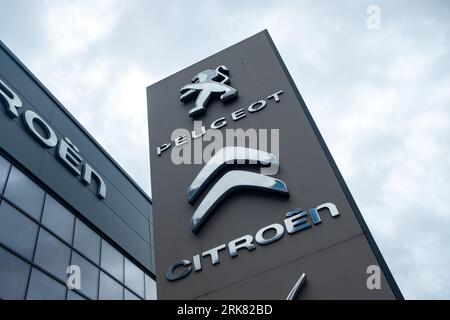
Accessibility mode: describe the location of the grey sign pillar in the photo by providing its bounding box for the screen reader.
[147,30,402,299]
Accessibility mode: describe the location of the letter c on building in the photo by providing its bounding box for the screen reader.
[165,260,192,281]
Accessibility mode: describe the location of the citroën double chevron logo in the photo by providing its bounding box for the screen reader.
[187,146,289,233]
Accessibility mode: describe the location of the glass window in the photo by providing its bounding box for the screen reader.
[34,228,71,281]
[73,219,101,264]
[4,166,45,220]
[145,274,157,300]
[0,154,10,194]
[71,252,99,300]
[0,246,31,299]
[124,258,145,299]
[101,239,124,283]
[0,201,39,259]
[124,289,140,300]
[99,271,123,300]
[26,268,66,300]
[41,195,75,244]
[67,290,86,300]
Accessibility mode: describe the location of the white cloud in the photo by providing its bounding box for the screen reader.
[42,0,122,57]
[324,49,450,299]
[92,67,154,193]
[259,5,333,71]
[26,0,155,193]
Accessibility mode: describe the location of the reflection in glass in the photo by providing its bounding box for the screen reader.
[4,166,45,220]
[145,274,157,300]
[101,239,124,283]
[0,163,156,301]
[41,195,75,243]
[67,290,86,300]
[73,219,100,264]
[71,252,99,300]
[0,246,30,299]
[125,258,145,298]
[34,228,71,281]
[99,271,123,300]
[26,268,66,300]
[124,289,140,300]
[0,154,10,194]
[0,201,38,259]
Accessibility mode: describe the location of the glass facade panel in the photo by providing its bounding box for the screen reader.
[124,289,141,300]
[0,158,155,300]
[0,154,10,194]
[4,166,45,220]
[71,252,99,300]
[0,201,39,259]
[67,290,86,300]
[145,274,157,300]
[0,246,31,299]
[99,271,123,300]
[125,258,145,298]
[101,239,124,283]
[34,228,71,281]
[41,194,75,243]
[26,268,67,300]
[73,219,101,264]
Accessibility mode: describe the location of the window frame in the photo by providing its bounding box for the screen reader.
[0,153,155,300]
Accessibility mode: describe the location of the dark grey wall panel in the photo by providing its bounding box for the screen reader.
[0,50,54,121]
[0,42,153,275]
[150,245,155,274]
[49,125,151,243]
[51,108,151,220]
[0,84,46,177]
[196,235,395,300]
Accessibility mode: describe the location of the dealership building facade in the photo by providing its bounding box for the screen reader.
[0,41,156,300]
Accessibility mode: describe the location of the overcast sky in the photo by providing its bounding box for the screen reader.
[1,0,449,299]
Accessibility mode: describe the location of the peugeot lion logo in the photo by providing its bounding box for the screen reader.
[187,146,289,233]
[180,65,238,118]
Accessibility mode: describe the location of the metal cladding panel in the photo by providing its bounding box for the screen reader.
[147,30,401,299]
[0,42,154,274]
